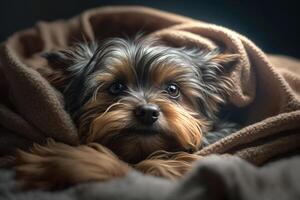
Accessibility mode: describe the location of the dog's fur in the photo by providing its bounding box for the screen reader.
[14,36,239,190]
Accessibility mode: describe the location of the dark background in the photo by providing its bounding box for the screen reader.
[0,0,299,58]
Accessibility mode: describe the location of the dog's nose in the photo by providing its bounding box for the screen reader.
[135,104,160,125]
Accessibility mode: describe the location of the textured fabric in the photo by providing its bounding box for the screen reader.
[0,6,299,165]
[1,156,300,200]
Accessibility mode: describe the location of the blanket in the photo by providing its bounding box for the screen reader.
[1,155,300,200]
[0,6,299,167]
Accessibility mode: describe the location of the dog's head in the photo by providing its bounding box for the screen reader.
[44,37,237,163]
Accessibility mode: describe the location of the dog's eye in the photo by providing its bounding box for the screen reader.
[109,82,126,95]
[166,83,180,98]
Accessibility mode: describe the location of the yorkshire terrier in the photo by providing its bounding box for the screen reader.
[14,36,239,190]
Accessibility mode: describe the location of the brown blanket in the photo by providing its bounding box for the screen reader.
[0,6,299,166]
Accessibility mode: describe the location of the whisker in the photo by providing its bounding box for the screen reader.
[98,103,126,119]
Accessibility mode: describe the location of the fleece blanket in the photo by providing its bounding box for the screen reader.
[1,155,300,200]
[0,6,299,166]
[0,2,300,183]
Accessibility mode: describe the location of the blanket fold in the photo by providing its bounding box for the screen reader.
[0,6,299,165]
[1,156,300,200]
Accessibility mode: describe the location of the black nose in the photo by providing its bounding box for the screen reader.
[135,104,160,125]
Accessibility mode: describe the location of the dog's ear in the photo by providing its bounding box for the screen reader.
[42,43,98,114]
[42,43,97,91]
[186,49,239,119]
[197,50,239,93]
[201,52,239,89]
[42,51,74,90]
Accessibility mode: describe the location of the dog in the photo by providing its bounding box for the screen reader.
[14,36,239,190]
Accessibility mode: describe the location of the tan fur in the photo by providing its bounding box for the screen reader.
[135,151,202,179]
[210,54,239,66]
[15,139,130,190]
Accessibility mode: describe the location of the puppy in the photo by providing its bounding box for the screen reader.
[14,36,239,189]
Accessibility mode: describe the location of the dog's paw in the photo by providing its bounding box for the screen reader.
[14,140,130,190]
[135,151,202,180]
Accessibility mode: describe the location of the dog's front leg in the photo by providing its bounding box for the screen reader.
[14,140,130,190]
[135,151,202,180]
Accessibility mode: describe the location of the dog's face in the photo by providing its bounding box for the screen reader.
[44,37,236,163]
